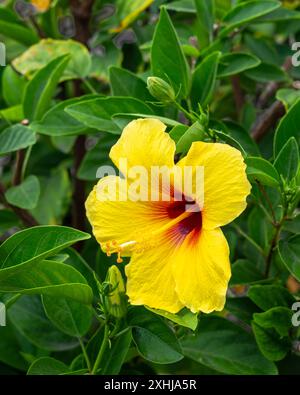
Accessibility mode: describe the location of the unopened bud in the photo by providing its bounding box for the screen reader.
[147,77,176,103]
[105,265,127,318]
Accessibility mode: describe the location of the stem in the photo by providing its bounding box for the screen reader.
[256,181,277,225]
[79,338,92,373]
[91,324,109,375]
[21,146,33,181]
[232,224,265,256]
[13,149,26,186]
[82,78,97,94]
[231,75,244,115]
[173,101,197,123]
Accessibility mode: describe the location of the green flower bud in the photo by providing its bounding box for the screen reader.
[105,265,127,318]
[147,76,176,103]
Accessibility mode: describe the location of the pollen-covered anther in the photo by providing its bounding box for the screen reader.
[117,249,123,264]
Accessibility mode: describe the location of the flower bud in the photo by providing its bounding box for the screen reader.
[105,265,127,318]
[147,77,176,103]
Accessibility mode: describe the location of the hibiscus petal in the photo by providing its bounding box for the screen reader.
[178,142,251,229]
[85,175,172,254]
[172,228,231,313]
[126,235,184,313]
[109,118,175,176]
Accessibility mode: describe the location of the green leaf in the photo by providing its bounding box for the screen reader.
[252,322,291,362]
[151,7,190,98]
[230,259,264,286]
[220,1,281,37]
[0,226,90,269]
[30,168,71,225]
[5,176,40,210]
[181,316,277,375]
[0,210,20,235]
[109,67,153,102]
[248,285,295,311]
[0,125,36,156]
[101,329,132,374]
[253,307,293,337]
[0,326,28,371]
[0,105,24,123]
[274,137,299,181]
[214,129,246,156]
[78,135,118,181]
[30,97,95,137]
[27,357,70,375]
[169,124,188,143]
[176,121,205,154]
[42,295,92,337]
[128,307,183,364]
[245,156,281,187]
[218,52,261,78]
[0,9,38,46]
[13,39,91,81]
[165,0,196,13]
[146,307,198,330]
[244,63,288,83]
[65,97,154,134]
[221,120,260,156]
[194,0,214,48]
[23,55,70,121]
[283,214,300,234]
[276,89,300,110]
[274,99,300,156]
[278,234,300,282]
[257,7,300,22]
[2,66,27,107]
[0,260,93,304]
[191,51,221,108]
[8,296,78,351]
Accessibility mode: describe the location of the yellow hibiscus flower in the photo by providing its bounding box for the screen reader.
[86,118,251,314]
[31,0,51,12]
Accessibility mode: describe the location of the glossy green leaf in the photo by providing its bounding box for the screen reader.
[252,322,291,362]
[248,285,295,311]
[30,97,95,137]
[151,7,190,98]
[66,97,154,134]
[181,316,277,374]
[0,260,93,304]
[27,357,70,375]
[109,67,153,102]
[194,0,214,48]
[101,329,132,374]
[5,176,40,210]
[23,55,70,121]
[0,226,90,269]
[146,307,198,330]
[218,53,260,78]
[2,66,26,107]
[128,307,183,364]
[43,295,93,337]
[8,296,78,351]
[176,121,205,154]
[274,137,299,181]
[283,214,300,234]
[13,39,91,81]
[245,157,281,187]
[0,125,36,156]
[244,63,288,83]
[253,307,293,337]
[278,235,300,282]
[274,99,300,156]
[276,89,300,110]
[0,9,38,46]
[230,259,264,286]
[220,1,281,37]
[191,51,221,108]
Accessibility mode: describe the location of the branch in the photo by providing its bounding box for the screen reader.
[0,182,38,227]
[231,75,245,115]
[13,149,26,186]
[251,100,285,142]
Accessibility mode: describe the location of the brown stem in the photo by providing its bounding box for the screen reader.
[231,75,245,115]
[256,181,277,225]
[13,150,26,186]
[251,100,285,142]
[29,15,46,38]
[69,0,94,44]
[0,182,38,227]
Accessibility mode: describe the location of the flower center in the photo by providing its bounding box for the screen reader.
[105,197,202,263]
